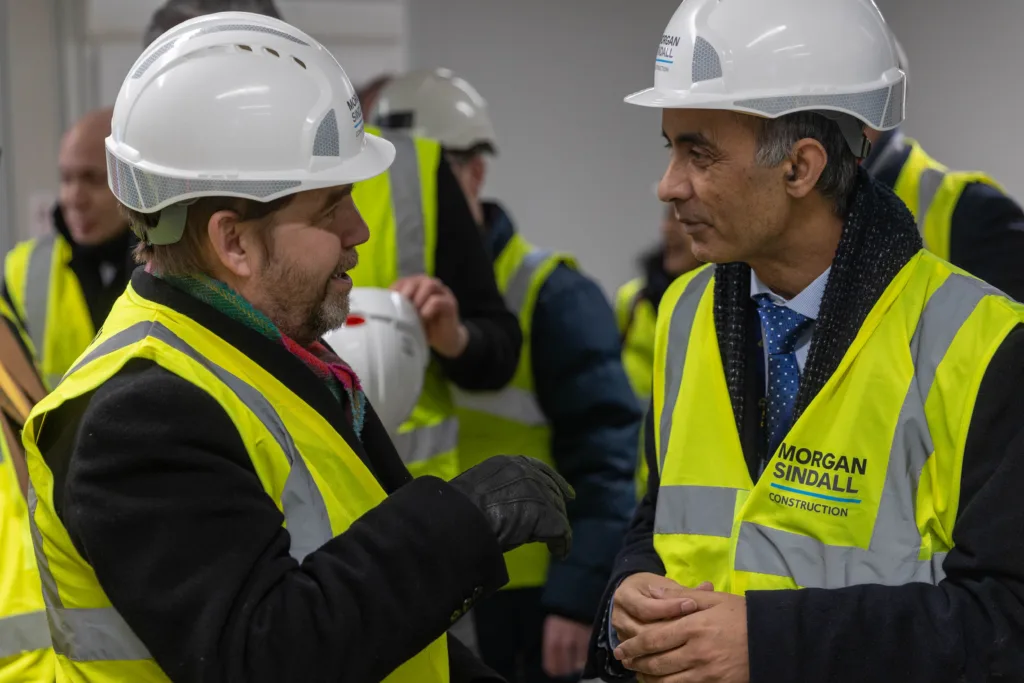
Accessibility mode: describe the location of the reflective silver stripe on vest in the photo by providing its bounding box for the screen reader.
[27,483,152,661]
[504,248,553,314]
[916,168,947,235]
[658,267,714,473]
[382,130,426,278]
[658,272,991,588]
[24,234,57,362]
[0,610,50,658]
[452,248,553,426]
[452,386,547,427]
[655,485,740,538]
[392,417,459,465]
[33,320,338,661]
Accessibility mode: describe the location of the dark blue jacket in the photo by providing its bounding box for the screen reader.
[867,129,1024,301]
[483,201,641,624]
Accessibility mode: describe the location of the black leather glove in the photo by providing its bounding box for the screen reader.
[450,455,575,560]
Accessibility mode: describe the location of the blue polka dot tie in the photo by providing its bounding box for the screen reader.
[755,295,812,457]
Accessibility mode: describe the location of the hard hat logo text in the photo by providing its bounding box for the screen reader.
[657,34,680,69]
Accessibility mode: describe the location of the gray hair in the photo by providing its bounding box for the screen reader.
[754,112,858,218]
[144,0,282,48]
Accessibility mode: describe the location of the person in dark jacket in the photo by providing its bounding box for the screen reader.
[863,39,1024,302]
[24,13,573,683]
[370,69,641,682]
[864,128,1024,302]
[585,1,1024,682]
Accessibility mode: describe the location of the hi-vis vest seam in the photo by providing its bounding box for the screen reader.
[29,319,336,663]
[655,270,995,589]
[450,248,555,427]
[381,130,426,279]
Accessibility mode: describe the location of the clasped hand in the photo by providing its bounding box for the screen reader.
[610,573,749,683]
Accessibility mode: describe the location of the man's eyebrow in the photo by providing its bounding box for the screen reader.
[664,131,715,148]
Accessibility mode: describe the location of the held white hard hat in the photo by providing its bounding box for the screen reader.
[627,0,906,156]
[372,69,498,153]
[322,288,429,437]
[106,11,395,243]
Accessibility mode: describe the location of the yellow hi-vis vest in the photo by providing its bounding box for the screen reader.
[350,126,459,481]
[4,234,96,391]
[652,251,1024,594]
[0,333,53,683]
[615,278,657,499]
[452,233,575,589]
[892,139,1004,262]
[22,285,449,683]
[615,277,656,404]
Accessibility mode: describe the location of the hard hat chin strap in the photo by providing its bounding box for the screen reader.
[141,200,197,246]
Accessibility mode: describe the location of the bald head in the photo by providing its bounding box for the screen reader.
[58,107,126,246]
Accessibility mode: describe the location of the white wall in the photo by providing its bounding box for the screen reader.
[3,0,64,246]
[875,0,1024,201]
[409,0,679,296]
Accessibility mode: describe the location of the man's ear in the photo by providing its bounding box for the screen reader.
[784,138,829,200]
[206,210,253,279]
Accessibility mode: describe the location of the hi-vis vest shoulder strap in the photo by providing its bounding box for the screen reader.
[4,234,96,390]
[452,234,574,589]
[349,127,458,480]
[616,277,657,403]
[892,139,1004,262]
[0,410,53,682]
[22,285,449,682]
[615,277,657,498]
[652,254,1024,596]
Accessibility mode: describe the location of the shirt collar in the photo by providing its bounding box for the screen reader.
[750,266,831,321]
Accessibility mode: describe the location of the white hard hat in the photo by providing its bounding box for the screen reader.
[106,11,395,242]
[627,0,906,155]
[372,69,498,153]
[322,288,429,437]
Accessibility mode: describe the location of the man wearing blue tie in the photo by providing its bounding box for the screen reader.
[586,0,1024,682]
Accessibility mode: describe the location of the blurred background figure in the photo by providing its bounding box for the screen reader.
[863,39,1024,300]
[373,69,640,683]
[143,0,282,47]
[357,74,395,117]
[616,199,700,404]
[3,107,131,390]
[615,199,701,497]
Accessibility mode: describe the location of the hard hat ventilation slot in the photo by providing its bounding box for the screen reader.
[264,47,280,58]
[313,110,341,157]
[237,44,253,52]
[883,79,904,129]
[293,57,307,69]
[133,25,310,79]
[692,37,723,83]
[195,24,310,47]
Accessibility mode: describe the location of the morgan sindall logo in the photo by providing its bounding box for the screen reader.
[657,34,680,71]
